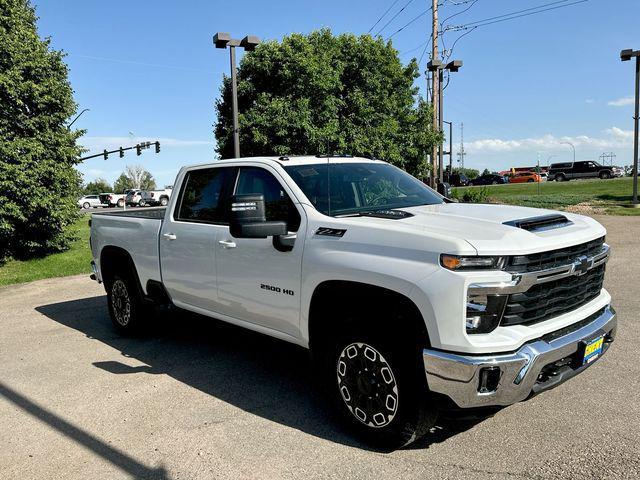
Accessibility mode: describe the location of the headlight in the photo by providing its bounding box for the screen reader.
[466,293,508,334]
[441,254,506,271]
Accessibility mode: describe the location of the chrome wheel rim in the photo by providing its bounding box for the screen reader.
[111,279,131,326]
[336,343,399,428]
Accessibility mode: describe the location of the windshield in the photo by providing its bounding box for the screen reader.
[284,162,444,216]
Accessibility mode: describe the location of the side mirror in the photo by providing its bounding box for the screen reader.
[229,194,288,239]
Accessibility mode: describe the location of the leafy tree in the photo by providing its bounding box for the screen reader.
[454,167,480,179]
[113,165,156,192]
[481,168,491,176]
[214,29,441,178]
[83,178,112,195]
[0,0,84,261]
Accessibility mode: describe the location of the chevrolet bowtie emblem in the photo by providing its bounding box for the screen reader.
[574,255,591,276]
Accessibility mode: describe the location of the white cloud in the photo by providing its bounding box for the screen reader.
[466,128,633,154]
[585,98,595,104]
[79,136,214,152]
[607,96,634,107]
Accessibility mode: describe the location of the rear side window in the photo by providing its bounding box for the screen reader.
[235,167,301,231]
[176,168,232,223]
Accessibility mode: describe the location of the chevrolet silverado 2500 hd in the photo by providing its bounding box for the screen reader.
[89,156,615,447]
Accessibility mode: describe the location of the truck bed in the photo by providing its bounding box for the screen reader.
[91,207,166,220]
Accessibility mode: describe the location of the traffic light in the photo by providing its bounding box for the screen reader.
[136,144,142,156]
[155,141,160,154]
[119,147,124,158]
[103,149,108,160]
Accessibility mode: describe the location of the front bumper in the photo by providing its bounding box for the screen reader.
[423,305,616,408]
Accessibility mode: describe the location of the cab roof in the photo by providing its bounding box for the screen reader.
[185,155,383,170]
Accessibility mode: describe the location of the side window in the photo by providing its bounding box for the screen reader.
[176,167,231,223]
[235,167,301,232]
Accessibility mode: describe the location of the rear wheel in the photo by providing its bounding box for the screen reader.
[83,202,90,209]
[491,180,498,185]
[160,196,169,206]
[599,171,611,179]
[106,273,148,334]
[555,173,566,182]
[527,178,534,182]
[117,198,125,208]
[317,315,437,448]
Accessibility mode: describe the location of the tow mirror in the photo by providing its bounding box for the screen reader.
[229,194,287,239]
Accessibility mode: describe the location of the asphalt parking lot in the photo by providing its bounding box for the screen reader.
[1,215,639,480]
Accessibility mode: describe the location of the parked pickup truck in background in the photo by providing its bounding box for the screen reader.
[99,193,126,208]
[548,161,615,181]
[140,186,172,207]
[89,156,615,448]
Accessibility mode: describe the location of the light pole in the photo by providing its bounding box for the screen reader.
[561,141,576,163]
[68,108,90,129]
[621,48,640,205]
[443,120,453,180]
[214,33,260,159]
[547,154,557,167]
[428,59,462,185]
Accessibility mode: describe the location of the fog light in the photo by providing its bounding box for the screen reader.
[466,294,508,334]
[478,366,501,393]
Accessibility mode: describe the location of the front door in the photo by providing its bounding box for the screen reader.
[215,165,306,337]
[160,166,234,312]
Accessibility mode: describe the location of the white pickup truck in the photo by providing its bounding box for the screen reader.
[89,156,615,447]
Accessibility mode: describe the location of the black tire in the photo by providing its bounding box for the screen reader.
[117,198,125,208]
[83,202,90,209]
[160,196,169,206]
[106,272,148,334]
[139,200,146,207]
[527,178,534,183]
[317,313,437,449]
[599,171,611,179]
[556,174,566,182]
[491,180,498,185]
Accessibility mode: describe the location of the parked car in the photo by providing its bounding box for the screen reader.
[469,174,507,186]
[90,156,615,448]
[539,172,548,181]
[78,195,106,209]
[509,172,541,183]
[125,189,143,206]
[140,187,172,207]
[99,193,126,208]
[445,173,469,187]
[548,161,614,181]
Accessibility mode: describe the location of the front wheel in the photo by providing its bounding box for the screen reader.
[599,171,611,179]
[117,198,125,208]
[319,330,437,448]
[83,202,90,209]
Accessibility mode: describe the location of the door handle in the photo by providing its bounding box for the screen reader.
[218,240,237,249]
[162,233,177,241]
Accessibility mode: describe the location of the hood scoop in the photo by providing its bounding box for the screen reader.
[503,214,573,232]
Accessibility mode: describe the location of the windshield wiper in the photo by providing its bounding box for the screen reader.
[335,209,414,220]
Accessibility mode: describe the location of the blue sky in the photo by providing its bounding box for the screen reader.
[35,0,639,186]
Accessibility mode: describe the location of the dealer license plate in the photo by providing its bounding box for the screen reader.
[583,336,604,365]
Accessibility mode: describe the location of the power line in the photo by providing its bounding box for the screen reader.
[387,9,429,39]
[450,0,589,31]
[374,0,417,36]
[368,0,402,33]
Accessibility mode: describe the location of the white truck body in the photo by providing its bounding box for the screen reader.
[89,156,615,428]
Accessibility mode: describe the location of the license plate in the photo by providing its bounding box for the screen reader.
[583,336,604,365]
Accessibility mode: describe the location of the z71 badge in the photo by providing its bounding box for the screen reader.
[260,284,294,296]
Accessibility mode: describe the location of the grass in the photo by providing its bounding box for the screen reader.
[0,215,92,287]
[453,177,640,215]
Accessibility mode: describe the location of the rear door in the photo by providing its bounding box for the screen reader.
[572,161,589,179]
[159,166,234,311]
[214,165,306,337]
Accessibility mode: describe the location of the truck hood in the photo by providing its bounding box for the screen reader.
[384,203,606,255]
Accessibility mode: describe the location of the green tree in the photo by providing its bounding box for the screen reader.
[0,0,83,261]
[113,165,156,192]
[83,178,112,195]
[454,167,480,180]
[481,168,491,177]
[214,29,440,178]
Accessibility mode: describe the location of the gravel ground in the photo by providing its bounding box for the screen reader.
[0,215,638,480]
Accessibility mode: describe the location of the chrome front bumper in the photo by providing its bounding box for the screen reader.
[423,305,616,408]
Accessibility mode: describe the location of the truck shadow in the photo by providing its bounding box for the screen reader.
[36,296,489,452]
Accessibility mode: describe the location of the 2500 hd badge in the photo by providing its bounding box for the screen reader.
[261,283,295,296]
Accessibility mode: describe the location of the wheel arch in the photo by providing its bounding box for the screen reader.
[99,246,145,297]
[307,280,430,353]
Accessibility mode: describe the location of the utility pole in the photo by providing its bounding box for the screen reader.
[621,49,639,205]
[443,120,453,179]
[430,0,439,187]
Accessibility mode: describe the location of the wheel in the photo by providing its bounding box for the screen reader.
[527,178,534,183]
[556,174,566,182]
[317,314,437,448]
[139,200,146,207]
[117,198,125,208]
[82,202,90,209]
[106,273,148,334]
[491,180,498,185]
[600,171,611,179]
[160,197,169,206]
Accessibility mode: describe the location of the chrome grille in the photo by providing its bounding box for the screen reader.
[502,264,606,326]
[508,236,605,273]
